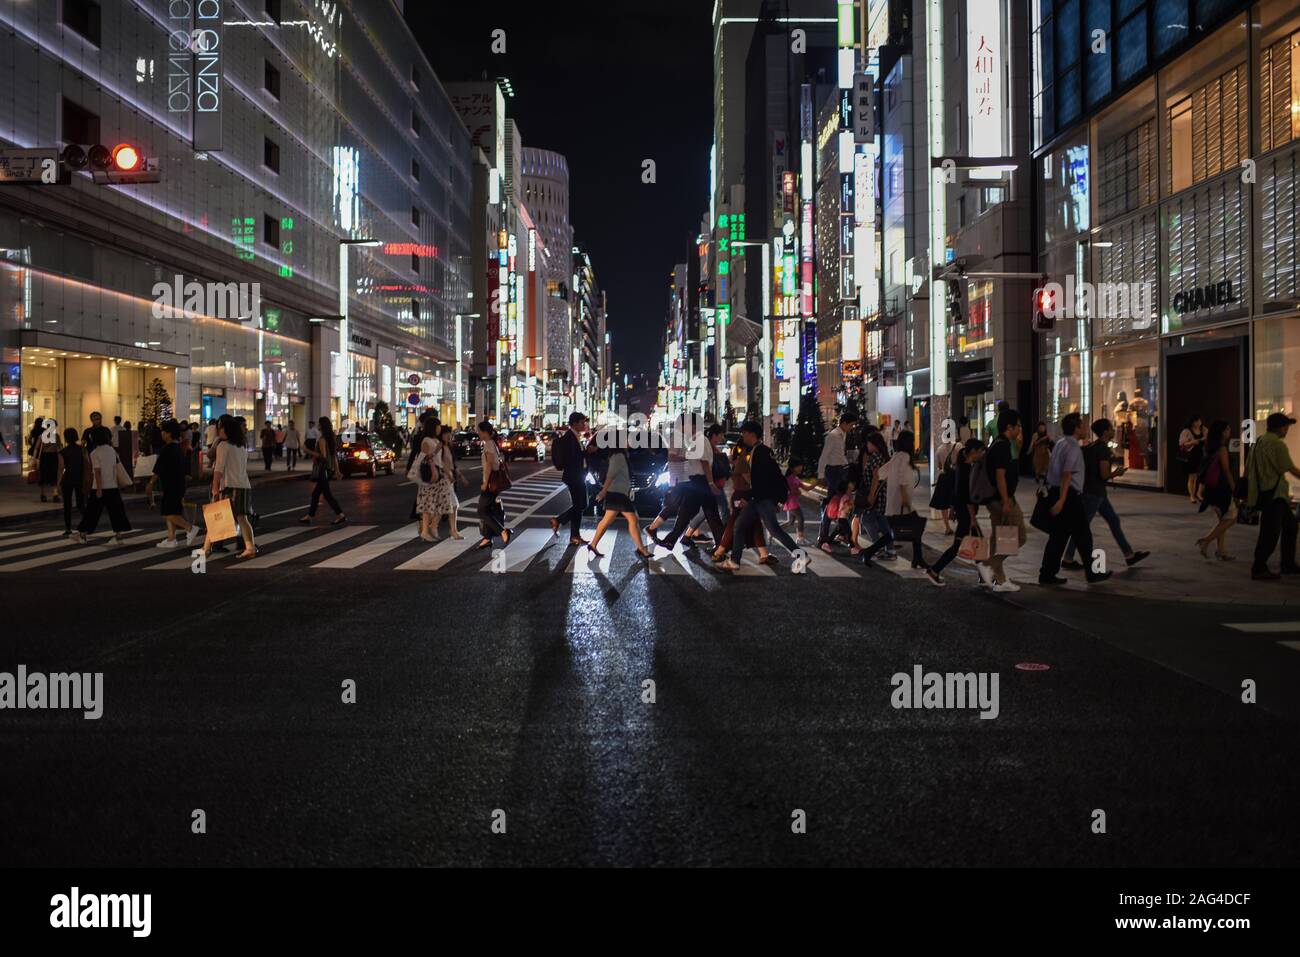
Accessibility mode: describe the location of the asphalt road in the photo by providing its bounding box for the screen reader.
[1,455,1298,866]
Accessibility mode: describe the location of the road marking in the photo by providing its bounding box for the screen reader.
[0,531,153,571]
[733,553,776,576]
[774,539,858,577]
[0,529,68,548]
[260,505,309,518]
[394,534,478,571]
[1223,622,1300,633]
[479,528,552,573]
[568,529,618,575]
[504,485,570,524]
[0,533,100,561]
[62,532,175,569]
[146,527,310,569]
[1279,641,1300,652]
[313,523,419,569]
[238,525,372,568]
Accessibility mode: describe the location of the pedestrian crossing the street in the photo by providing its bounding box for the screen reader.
[0,515,877,583]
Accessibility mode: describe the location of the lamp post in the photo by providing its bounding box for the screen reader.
[338,237,381,425]
[732,240,772,444]
[454,313,480,428]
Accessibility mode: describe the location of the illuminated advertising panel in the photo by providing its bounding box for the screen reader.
[192,0,223,151]
[967,0,1004,158]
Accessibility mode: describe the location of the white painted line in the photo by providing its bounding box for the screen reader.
[394,534,478,571]
[774,539,858,577]
[0,531,154,571]
[238,525,373,568]
[734,553,776,577]
[1279,640,1300,651]
[146,527,309,569]
[0,533,102,561]
[62,532,175,569]
[313,523,419,569]
[1224,622,1300,633]
[504,484,570,524]
[479,528,552,573]
[260,505,309,518]
[568,529,618,575]
[0,529,69,549]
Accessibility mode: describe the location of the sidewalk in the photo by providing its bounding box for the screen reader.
[804,479,1300,607]
[0,449,310,527]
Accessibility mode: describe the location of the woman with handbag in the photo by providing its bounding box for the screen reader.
[411,417,445,542]
[301,417,346,526]
[926,439,986,586]
[56,428,90,535]
[1195,420,1238,561]
[76,425,132,544]
[208,415,257,558]
[475,421,512,550]
[861,430,930,570]
[1178,414,1207,504]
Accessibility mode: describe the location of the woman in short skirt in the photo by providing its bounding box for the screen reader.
[587,444,652,559]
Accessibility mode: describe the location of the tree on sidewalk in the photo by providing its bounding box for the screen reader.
[141,377,173,425]
[790,392,826,466]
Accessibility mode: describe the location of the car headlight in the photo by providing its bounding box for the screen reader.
[655,470,670,487]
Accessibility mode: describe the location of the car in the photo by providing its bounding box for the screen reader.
[500,429,545,461]
[583,444,669,518]
[449,429,483,460]
[336,432,395,478]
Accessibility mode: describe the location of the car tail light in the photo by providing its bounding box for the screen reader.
[357,451,370,460]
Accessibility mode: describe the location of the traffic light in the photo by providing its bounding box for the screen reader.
[1032,286,1055,331]
[60,142,160,184]
[947,281,964,325]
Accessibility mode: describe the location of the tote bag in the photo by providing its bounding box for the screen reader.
[202,497,237,542]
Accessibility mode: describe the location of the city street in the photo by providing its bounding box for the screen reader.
[2,461,1298,867]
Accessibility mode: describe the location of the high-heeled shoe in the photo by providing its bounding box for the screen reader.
[586,543,604,558]
[1196,538,1210,558]
[1216,550,1235,562]
[636,547,653,559]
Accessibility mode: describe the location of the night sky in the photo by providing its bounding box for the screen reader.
[405,0,713,383]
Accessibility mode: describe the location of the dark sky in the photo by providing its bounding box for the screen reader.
[405,0,713,382]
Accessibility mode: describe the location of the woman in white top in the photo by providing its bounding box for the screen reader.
[1178,415,1207,503]
[208,414,256,558]
[76,424,132,544]
[861,430,929,569]
[413,418,446,542]
[475,421,511,549]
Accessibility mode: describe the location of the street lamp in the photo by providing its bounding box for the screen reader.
[732,240,772,444]
[454,313,480,428]
[338,238,381,425]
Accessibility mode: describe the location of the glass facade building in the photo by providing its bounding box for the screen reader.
[0,0,472,475]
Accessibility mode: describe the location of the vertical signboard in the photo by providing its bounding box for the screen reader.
[966,0,1003,158]
[192,0,223,151]
[167,3,192,128]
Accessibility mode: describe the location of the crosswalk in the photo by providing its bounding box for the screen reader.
[0,514,874,583]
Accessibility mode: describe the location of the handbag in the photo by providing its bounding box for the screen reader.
[928,469,955,510]
[24,468,38,484]
[1029,490,1055,534]
[958,534,990,561]
[993,524,1021,556]
[486,457,512,494]
[202,497,237,542]
[113,451,131,489]
[405,451,426,483]
[888,511,925,543]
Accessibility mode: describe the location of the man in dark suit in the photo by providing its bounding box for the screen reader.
[550,411,589,544]
[722,421,801,570]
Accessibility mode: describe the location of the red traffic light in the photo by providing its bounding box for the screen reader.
[111,144,141,171]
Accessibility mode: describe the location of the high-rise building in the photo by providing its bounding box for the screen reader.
[520,147,574,421]
[0,0,474,470]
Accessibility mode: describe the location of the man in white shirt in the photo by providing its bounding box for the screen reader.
[816,412,857,548]
[1039,412,1111,586]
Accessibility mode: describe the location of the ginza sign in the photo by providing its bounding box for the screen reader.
[165,1,223,152]
[967,0,1003,158]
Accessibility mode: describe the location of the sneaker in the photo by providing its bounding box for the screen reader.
[795,535,810,546]
[975,564,994,586]
[155,538,182,549]
[717,558,741,571]
[1085,571,1112,584]
[819,542,834,554]
[76,532,88,544]
[1125,550,1150,567]
[759,554,778,566]
[992,580,1021,593]
[185,525,200,546]
[110,535,127,546]
[925,568,945,587]
[881,550,899,562]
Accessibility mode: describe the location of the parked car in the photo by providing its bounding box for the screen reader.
[337,432,395,478]
[449,430,483,459]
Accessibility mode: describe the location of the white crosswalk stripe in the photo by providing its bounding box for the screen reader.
[0,532,100,562]
[479,528,553,573]
[568,529,618,575]
[773,540,858,577]
[62,532,175,569]
[0,528,70,549]
[313,522,419,569]
[394,533,479,571]
[238,525,373,568]
[146,527,310,570]
[1223,622,1300,633]
[0,531,154,571]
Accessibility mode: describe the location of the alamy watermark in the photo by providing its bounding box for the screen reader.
[152,274,261,322]
[592,409,711,459]
[1037,275,1156,328]
[50,887,150,937]
[891,664,1000,719]
[0,665,103,719]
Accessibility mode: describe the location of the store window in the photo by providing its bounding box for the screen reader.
[1261,144,1300,304]
[1039,351,1085,431]
[1259,0,1300,154]
[1253,316,1300,498]
[1163,177,1248,331]
[1093,210,1159,343]
[1093,344,1160,484]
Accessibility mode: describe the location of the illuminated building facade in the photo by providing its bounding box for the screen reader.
[520,147,574,424]
[0,0,473,476]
